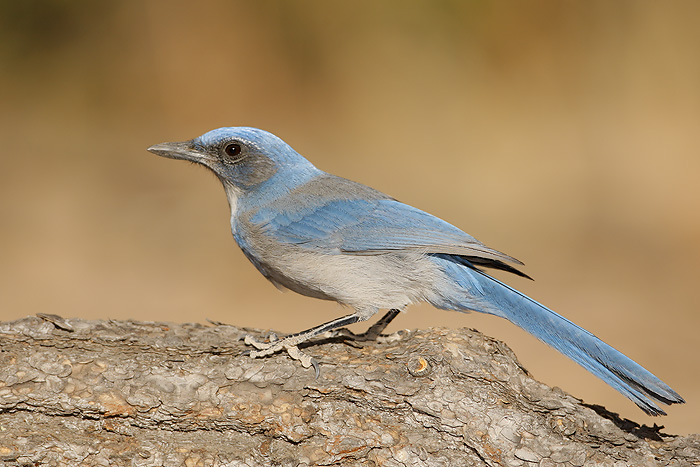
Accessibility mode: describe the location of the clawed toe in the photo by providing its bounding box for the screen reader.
[244,334,273,351]
[243,333,320,377]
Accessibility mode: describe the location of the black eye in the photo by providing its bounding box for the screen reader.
[224,143,242,158]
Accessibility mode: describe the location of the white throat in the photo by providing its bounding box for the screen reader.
[222,181,242,232]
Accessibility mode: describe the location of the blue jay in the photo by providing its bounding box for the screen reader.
[148,127,684,415]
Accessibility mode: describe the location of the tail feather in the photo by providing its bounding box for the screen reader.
[432,257,684,415]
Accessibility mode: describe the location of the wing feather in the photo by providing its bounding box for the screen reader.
[254,196,524,269]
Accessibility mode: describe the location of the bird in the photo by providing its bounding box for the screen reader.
[148,126,684,416]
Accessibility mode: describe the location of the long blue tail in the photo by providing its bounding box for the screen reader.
[432,256,685,415]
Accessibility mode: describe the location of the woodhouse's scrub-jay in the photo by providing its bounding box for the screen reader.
[148,127,684,415]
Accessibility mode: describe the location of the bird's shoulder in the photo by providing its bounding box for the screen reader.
[287,173,394,204]
[247,173,390,222]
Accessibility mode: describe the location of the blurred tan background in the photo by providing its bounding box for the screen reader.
[1,1,698,434]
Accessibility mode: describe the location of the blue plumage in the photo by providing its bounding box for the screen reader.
[148,126,684,415]
[428,256,681,414]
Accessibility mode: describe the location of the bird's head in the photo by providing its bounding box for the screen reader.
[148,127,318,206]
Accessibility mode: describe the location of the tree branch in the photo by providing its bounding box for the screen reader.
[0,316,696,466]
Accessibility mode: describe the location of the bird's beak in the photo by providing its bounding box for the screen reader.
[147,141,215,165]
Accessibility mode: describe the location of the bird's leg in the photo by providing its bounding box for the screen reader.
[331,308,402,342]
[244,308,377,375]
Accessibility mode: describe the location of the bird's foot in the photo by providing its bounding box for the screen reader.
[244,332,279,350]
[243,334,320,378]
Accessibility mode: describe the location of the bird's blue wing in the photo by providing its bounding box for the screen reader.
[252,197,522,265]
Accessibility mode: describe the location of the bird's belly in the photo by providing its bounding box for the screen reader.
[253,247,443,310]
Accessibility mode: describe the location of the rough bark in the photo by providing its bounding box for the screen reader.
[0,316,696,466]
